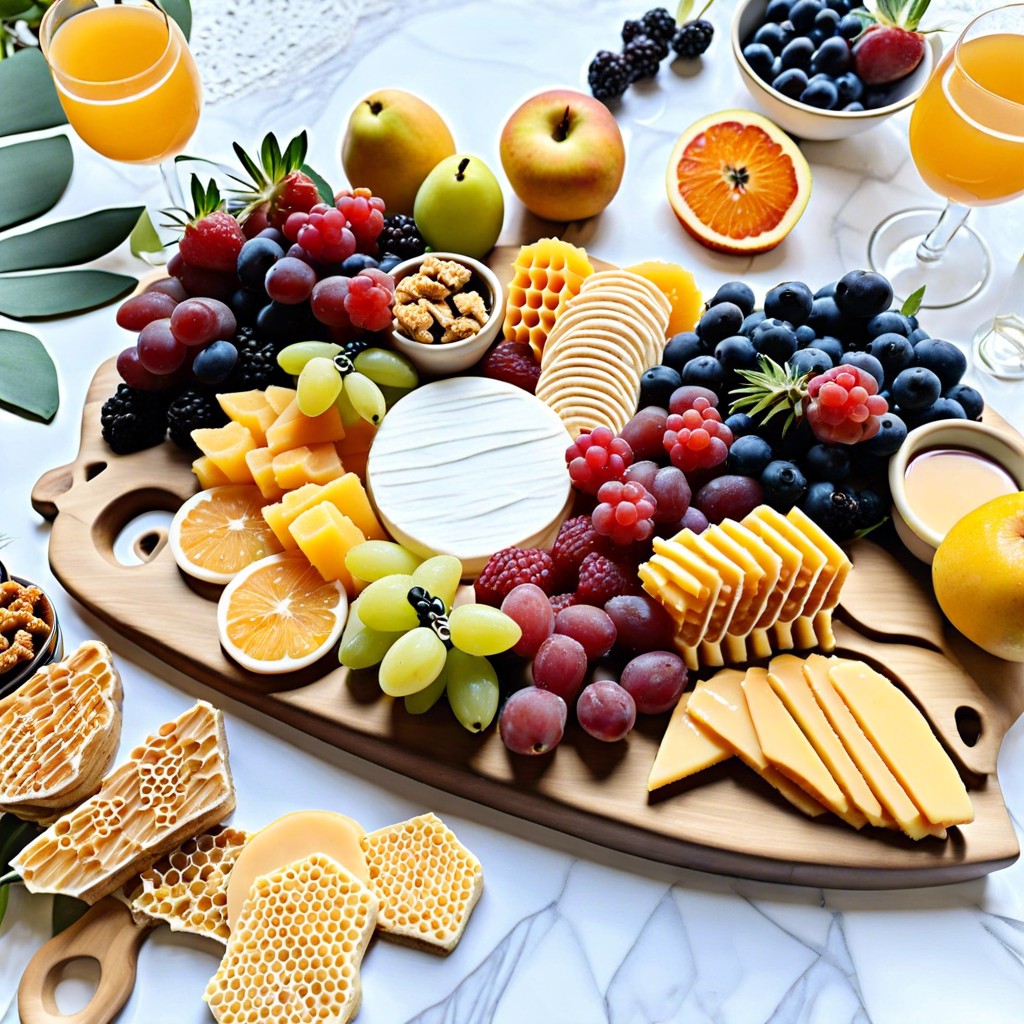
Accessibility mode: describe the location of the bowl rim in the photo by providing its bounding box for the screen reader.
[888,419,1024,550]
[730,0,940,121]
[388,251,502,355]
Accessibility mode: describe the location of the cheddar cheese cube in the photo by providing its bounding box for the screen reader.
[288,501,365,594]
[191,422,256,484]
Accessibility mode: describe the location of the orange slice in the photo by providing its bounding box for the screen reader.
[169,484,283,585]
[665,110,812,255]
[217,551,347,674]
[627,260,703,336]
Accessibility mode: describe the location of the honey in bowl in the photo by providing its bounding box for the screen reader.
[903,447,1018,538]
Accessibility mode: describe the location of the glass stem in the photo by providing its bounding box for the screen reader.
[159,159,185,209]
[916,201,972,264]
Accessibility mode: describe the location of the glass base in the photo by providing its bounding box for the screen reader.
[867,208,991,309]
[974,314,1024,380]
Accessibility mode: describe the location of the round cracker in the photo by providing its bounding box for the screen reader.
[542,319,650,375]
[554,296,665,364]
[537,360,638,418]
[580,270,674,322]
[539,374,635,430]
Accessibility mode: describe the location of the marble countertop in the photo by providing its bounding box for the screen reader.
[3,1,1024,1021]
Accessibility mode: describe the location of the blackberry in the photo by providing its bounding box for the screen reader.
[377,214,426,261]
[621,17,645,44]
[672,19,714,58]
[588,50,631,101]
[624,35,665,81]
[100,384,169,455]
[642,7,677,43]
[167,388,229,453]
[226,326,290,391]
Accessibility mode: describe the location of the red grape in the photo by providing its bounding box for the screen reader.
[116,291,178,331]
[116,346,168,390]
[623,459,659,491]
[532,634,587,703]
[619,407,667,461]
[145,277,188,302]
[176,263,236,302]
[310,276,351,327]
[604,595,676,653]
[694,475,763,524]
[170,298,236,347]
[137,318,186,374]
[619,651,687,714]
[265,256,316,304]
[576,681,636,742]
[499,687,567,755]
[501,584,554,658]
[554,605,616,660]
[650,466,691,523]
[680,506,709,534]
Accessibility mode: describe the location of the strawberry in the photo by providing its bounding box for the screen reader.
[169,176,244,274]
[852,0,932,86]
[231,131,323,230]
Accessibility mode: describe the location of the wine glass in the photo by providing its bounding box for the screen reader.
[867,4,1024,308]
[38,0,202,205]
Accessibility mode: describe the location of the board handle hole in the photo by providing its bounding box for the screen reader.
[133,530,166,562]
[84,461,107,482]
[955,705,983,748]
[49,955,101,1016]
[111,511,174,567]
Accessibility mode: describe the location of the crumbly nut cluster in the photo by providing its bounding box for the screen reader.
[0,581,53,674]
[393,256,489,345]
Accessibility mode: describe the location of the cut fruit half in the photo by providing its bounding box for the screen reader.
[169,484,283,585]
[217,551,347,674]
[666,110,812,255]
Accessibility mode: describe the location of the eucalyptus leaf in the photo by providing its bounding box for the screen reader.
[0,0,33,16]
[0,206,144,273]
[159,0,192,40]
[52,893,88,936]
[0,814,38,869]
[0,49,67,138]
[301,162,335,205]
[901,285,927,318]
[0,270,135,319]
[0,136,73,231]
[0,883,8,930]
[0,328,59,419]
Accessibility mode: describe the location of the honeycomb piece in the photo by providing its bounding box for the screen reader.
[204,853,377,1024]
[0,640,122,814]
[129,826,250,943]
[11,700,235,905]
[502,238,594,359]
[361,812,483,955]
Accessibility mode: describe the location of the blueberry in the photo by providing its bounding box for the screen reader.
[838,12,862,38]
[861,411,907,456]
[772,67,808,98]
[231,287,264,326]
[863,86,892,109]
[740,310,768,335]
[743,42,777,78]
[826,0,851,12]
[750,317,791,340]
[697,302,745,344]
[834,270,893,319]
[765,0,795,22]
[727,435,775,478]
[805,443,851,482]
[809,72,836,86]
[681,354,725,393]
[192,339,239,384]
[709,280,756,315]
[944,383,984,420]
[754,22,786,53]
[856,488,887,530]
[715,335,759,375]
[795,324,817,346]
[814,7,840,32]
[764,281,814,325]
[843,101,865,111]
[840,351,885,387]
[806,296,846,337]
[809,25,830,45]
[754,325,799,363]
[907,327,930,344]
[891,366,942,411]
[833,75,862,110]
[867,332,915,380]
[800,481,860,539]
[341,253,379,275]
[811,36,852,75]
[771,56,784,78]
[760,460,808,511]
[815,280,838,298]
[781,36,815,70]
[790,347,833,376]
[789,0,824,32]
[865,310,912,338]
[236,237,284,291]
[378,254,402,273]
[662,331,706,371]
[639,365,682,408]
[904,396,968,427]
[724,412,757,437]
[913,338,967,389]
[813,336,845,364]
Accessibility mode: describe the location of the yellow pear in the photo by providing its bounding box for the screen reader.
[341,89,456,216]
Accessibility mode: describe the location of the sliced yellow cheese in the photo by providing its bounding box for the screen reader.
[768,655,889,829]
[786,506,852,612]
[641,538,720,642]
[702,525,768,638]
[742,667,862,827]
[687,669,826,819]
[731,515,801,629]
[744,506,826,622]
[804,656,945,840]
[828,660,973,828]
[647,693,732,792]
[716,521,783,635]
[680,530,744,643]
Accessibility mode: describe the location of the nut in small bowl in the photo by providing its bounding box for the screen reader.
[388,252,503,376]
[732,0,941,141]
[0,566,63,698]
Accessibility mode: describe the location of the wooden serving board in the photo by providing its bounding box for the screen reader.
[31,254,1024,888]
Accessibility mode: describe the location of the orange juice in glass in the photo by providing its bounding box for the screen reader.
[40,0,201,167]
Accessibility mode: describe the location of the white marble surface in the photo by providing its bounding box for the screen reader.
[3,1,1024,1021]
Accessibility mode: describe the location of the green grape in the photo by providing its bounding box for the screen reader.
[379,384,415,410]
[346,540,422,583]
[404,657,448,715]
[411,555,462,611]
[339,615,402,670]
[378,627,446,697]
[297,356,342,416]
[277,340,341,376]
[449,604,522,657]
[335,383,362,427]
[445,648,499,733]
[357,574,419,632]
[344,370,387,425]
[354,348,419,389]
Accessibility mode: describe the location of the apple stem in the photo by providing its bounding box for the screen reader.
[552,107,572,143]
[367,100,382,115]
[456,157,470,181]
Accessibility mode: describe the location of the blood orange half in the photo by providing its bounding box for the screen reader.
[666,110,812,254]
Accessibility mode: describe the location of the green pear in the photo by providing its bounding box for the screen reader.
[413,155,504,259]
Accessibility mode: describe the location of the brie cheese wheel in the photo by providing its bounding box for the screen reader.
[366,378,573,576]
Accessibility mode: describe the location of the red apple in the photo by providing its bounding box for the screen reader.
[499,89,625,222]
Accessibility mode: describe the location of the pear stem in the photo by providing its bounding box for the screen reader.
[553,107,572,143]
[455,158,470,182]
[367,100,382,115]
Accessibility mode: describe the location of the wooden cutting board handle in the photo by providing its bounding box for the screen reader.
[18,898,153,1024]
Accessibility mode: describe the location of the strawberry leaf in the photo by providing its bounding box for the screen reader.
[900,285,926,317]
[0,135,72,231]
[0,206,144,273]
[0,270,135,319]
[0,328,59,419]
[905,0,931,30]
[301,162,335,205]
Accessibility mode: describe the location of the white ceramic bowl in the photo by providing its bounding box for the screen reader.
[388,252,503,376]
[731,0,941,141]
[888,420,1024,564]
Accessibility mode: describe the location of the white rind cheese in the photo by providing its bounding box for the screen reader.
[366,378,573,575]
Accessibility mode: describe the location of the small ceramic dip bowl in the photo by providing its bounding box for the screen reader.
[388,252,503,376]
[0,564,63,698]
[889,420,1024,564]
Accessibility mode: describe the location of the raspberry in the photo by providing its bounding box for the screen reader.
[474,548,558,607]
[662,397,733,472]
[550,515,610,589]
[576,551,638,607]
[283,204,356,264]
[335,188,386,254]
[592,480,657,546]
[343,269,395,332]
[672,19,714,59]
[548,593,577,614]
[480,341,541,393]
[805,365,888,445]
[588,50,631,102]
[566,426,633,496]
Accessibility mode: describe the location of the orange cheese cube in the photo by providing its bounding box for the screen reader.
[288,501,365,593]
[335,419,377,456]
[266,399,346,454]
[245,447,285,501]
[192,455,231,489]
[264,472,387,549]
[191,422,256,484]
[272,444,344,491]
[341,449,368,482]
[217,390,277,446]
[264,386,296,416]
